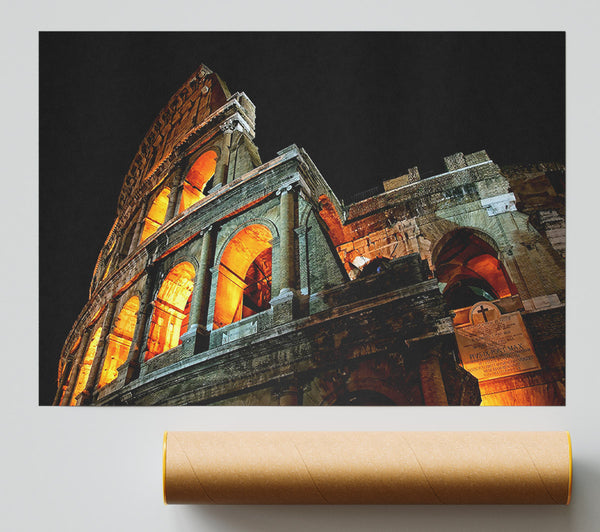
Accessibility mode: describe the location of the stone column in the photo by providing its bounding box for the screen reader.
[419,355,449,406]
[52,355,74,406]
[164,160,187,220]
[277,184,297,293]
[60,326,92,406]
[180,227,216,353]
[117,228,130,260]
[111,230,125,263]
[271,184,299,325]
[124,265,156,383]
[81,297,119,404]
[129,213,146,254]
[205,264,221,345]
[164,176,183,222]
[278,379,299,406]
[294,226,310,295]
[212,123,234,189]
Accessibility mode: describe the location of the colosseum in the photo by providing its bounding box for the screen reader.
[54,65,565,406]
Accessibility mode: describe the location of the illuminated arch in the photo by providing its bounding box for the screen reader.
[433,228,517,309]
[146,262,195,360]
[179,150,217,213]
[140,187,171,243]
[70,327,102,405]
[213,224,273,329]
[431,227,500,265]
[98,296,139,387]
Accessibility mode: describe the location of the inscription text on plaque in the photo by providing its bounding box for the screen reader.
[455,310,540,381]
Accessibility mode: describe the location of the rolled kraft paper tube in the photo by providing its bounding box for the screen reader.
[163,431,572,505]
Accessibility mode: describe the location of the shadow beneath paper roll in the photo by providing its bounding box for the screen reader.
[170,456,599,532]
[181,503,572,532]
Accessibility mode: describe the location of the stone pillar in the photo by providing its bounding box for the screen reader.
[277,184,297,293]
[165,175,183,222]
[124,265,156,383]
[269,235,281,296]
[117,228,131,260]
[111,230,124,263]
[205,264,221,342]
[294,226,310,296]
[278,380,299,406]
[271,184,299,325]
[81,298,119,404]
[60,326,92,406]
[212,123,234,189]
[180,227,216,353]
[419,355,449,406]
[226,131,244,184]
[129,214,146,254]
[120,223,135,258]
[52,355,74,405]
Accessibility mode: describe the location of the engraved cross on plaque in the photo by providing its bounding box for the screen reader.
[477,304,491,322]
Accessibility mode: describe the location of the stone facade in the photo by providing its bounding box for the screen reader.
[54,66,565,406]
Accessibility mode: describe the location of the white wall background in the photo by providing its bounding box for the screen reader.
[2,2,599,530]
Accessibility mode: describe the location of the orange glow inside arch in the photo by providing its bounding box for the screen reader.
[434,230,516,310]
[146,262,195,360]
[98,297,139,387]
[70,327,102,405]
[213,224,273,329]
[179,151,217,213]
[140,187,171,243]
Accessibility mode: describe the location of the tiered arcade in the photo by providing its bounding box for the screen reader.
[55,66,565,406]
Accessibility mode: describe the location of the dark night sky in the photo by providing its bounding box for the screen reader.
[39,32,565,405]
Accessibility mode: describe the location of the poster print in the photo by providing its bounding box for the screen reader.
[40,33,565,406]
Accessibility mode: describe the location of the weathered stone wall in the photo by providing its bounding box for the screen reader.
[501,162,566,258]
[63,149,564,407]
[95,254,478,406]
[304,209,348,293]
[331,152,565,308]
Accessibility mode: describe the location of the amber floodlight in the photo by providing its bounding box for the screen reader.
[163,431,572,505]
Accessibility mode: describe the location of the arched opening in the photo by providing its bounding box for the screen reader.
[98,296,139,387]
[140,187,171,243]
[433,229,517,310]
[179,150,217,213]
[146,262,195,360]
[213,224,273,329]
[70,327,102,405]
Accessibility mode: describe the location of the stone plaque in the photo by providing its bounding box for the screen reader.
[455,311,540,381]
